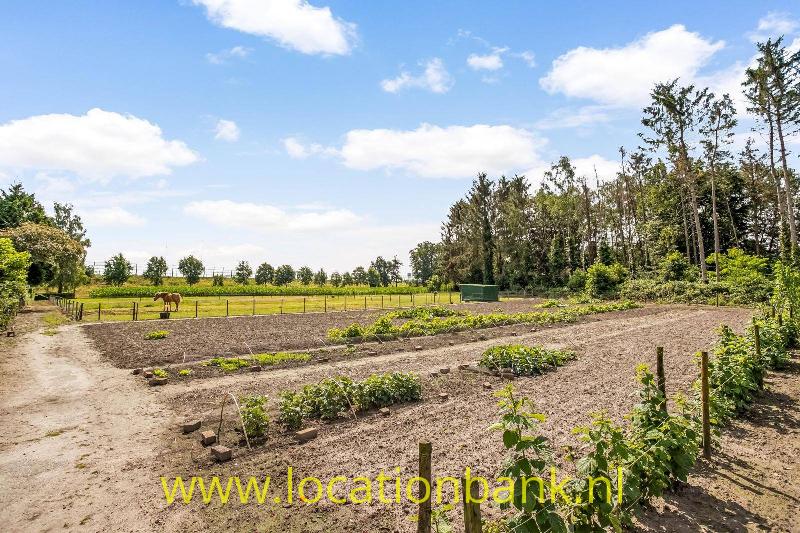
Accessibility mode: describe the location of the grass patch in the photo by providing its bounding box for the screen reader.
[144,330,169,340]
[253,352,311,366]
[42,312,69,335]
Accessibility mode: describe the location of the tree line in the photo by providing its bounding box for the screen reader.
[409,37,800,291]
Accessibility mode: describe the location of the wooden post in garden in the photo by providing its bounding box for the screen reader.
[303,298,306,314]
[226,300,229,317]
[79,303,84,321]
[98,303,101,322]
[381,295,384,308]
[324,295,327,313]
[656,346,666,414]
[700,351,711,459]
[195,300,198,318]
[132,302,136,321]
[461,477,482,533]
[417,442,432,533]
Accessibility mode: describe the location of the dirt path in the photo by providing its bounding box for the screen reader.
[0,303,173,532]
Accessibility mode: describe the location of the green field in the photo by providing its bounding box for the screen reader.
[66,291,462,322]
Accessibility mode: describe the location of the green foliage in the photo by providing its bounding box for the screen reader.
[144,330,169,340]
[252,352,310,366]
[313,269,327,286]
[152,368,168,378]
[103,253,132,286]
[586,262,628,298]
[410,241,439,284]
[537,299,560,308]
[329,301,639,340]
[142,256,168,286]
[1,222,86,291]
[255,263,274,285]
[297,266,313,285]
[233,260,252,285]
[329,271,342,287]
[0,184,50,229]
[0,237,30,329]
[426,274,442,292]
[178,255,204,285]
[178,369,192,376]
[387,306,461,320]
[278,372,421,429]
[479,345,576,375]
[707,248,772,301]
[274,264,295,286]
[240,395,269,439]
[88,283,428,298]
[489,385,565,532]
[205,356,251,372]
[566,269,587,292]
[366,266,381,287]
[620,279,733,304]
[659,251,691,281]
[211,274,224,286]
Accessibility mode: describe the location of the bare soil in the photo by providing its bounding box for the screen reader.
[3,302,797,533]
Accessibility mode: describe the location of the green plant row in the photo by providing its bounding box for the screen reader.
[490,314,796,532]
[88,284,430,298]
[479,344,576,375]
[278,372,421,430]
[327,301,640,340]
[203,352,311,372]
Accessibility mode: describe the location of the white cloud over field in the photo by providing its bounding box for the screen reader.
[192,0,356,56]
[183,200,360,231]
[381,58,453,94]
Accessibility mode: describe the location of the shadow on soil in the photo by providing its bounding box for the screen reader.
[636,359,800,532]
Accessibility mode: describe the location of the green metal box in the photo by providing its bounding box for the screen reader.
[460,284,499,302]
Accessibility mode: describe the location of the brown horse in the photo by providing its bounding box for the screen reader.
[154,292,182,312]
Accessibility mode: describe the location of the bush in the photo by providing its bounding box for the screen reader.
[212,274,224,286]
[277,372,421,429]
[240,395,269,439]
[566,269,587,292]
[479,344,575,375]
[0,238,30,330]
[178,255,204,285]
[659,251,691,281]
[585,262,627,298]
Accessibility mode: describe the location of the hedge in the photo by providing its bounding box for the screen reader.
[89,284,431,298]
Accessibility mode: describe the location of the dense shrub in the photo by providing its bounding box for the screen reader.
[585,262,628,298]
[566,269,587,292]
[278,372,421,429]
[620,278,728,304]
[240,395,269,439]
[659,251,692,281]
[0,237,30,330]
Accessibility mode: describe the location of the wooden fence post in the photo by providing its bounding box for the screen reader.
[324,295,327,313]
[700,351,711,459]
[303,297,306,314]
[417,442,432,533]
[656,346,666,413]
[79,303,84,321]
[461,477,482,533]
[226,300,229,317]
[132,302,136,321]
[98,303,101,322]
[195,300,198,318]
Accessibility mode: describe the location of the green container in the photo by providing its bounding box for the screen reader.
[460,284,499,302]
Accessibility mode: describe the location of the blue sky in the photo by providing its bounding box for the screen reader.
[1,1,799,275]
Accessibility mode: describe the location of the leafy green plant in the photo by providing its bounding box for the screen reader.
[253,352,311,366]
[479,345,576,375]
[585,262,628,298]
[537,299,560,308]
[240,395,269,439]
[204,356,251,372]
[144,330,169,340]
[178,369,192,376]
[277,372,421,429]
[152,368,168,378]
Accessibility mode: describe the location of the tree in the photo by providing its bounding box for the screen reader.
[0,222,85,292]
[103,253,132,286]
[548,235,567,285]
[274,264,295,286]
[342,271,354,286]
[410,241,439,284]
[366,267,381,287]
[330,271,342,287]
[178,255,204,285]
[53,202,90,248]
[389,256,403,285]
[313,269,327,286]
[298,266,313,285]
[0,184,50,229]
[255,263,274,285]
[472,173,496,284]
[0,238,30,329]
[233,260,252,284]
[370,256,391,287]
[142,256,168,286]
[352,266,367,285]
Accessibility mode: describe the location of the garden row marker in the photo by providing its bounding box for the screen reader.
[461,477,482,533]
[656,346,666,414]
[416,442,432,533]
[700,350,711,459]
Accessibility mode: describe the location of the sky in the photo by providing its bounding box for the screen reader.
[1,0,799,275]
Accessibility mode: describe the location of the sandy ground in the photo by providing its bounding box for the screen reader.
[2,301,797,532]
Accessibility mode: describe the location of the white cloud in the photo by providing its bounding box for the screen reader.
[337,123,546,179]
[748,11,799,42]
[572,155,619,181]
[81,206,146,228]
[540,25,725,107]
[0,108,198,181]
[534,105,615,130]
[184,200,361,231]
[214,119,240,142]
[380,58,453,94]
[282,136,338,158]
[515,50,536,68]
[467,52,503,71]
[192,0,356,56]
[206,45,252,64]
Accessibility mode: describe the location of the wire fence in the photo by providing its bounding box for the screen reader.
[52,291,463,323]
